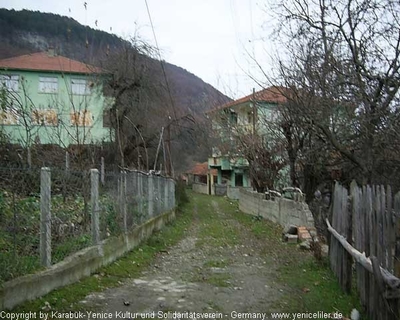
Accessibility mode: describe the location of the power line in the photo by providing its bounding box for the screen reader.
[144,0,177,121]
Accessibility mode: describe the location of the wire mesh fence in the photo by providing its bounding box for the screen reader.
[0,166,176,284]
[99,170,176,240]
[0,166,41,284]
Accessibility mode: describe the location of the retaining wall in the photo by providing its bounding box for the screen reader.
[0,209,176,310]
[227,186,241,199]
[239,188,314,227]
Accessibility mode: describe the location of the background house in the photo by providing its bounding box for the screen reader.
[207,86,289,196]
[0,50,113,148]
[185,162,217,195]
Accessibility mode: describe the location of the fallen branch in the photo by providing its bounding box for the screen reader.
[326,218,400,290]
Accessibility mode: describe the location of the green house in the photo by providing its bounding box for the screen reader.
[207,86,289,197]
[0,50,113,147]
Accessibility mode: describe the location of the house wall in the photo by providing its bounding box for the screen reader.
[0,70,112,146]
[238,188,315,228]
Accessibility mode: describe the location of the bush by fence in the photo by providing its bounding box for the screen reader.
[0,166,175,284]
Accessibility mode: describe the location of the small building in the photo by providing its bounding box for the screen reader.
[186,162,217,195]
[0,50,113,147]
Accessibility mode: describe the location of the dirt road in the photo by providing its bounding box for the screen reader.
[79,193,293,318]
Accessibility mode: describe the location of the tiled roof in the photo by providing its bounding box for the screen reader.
[0,52,102,74]
[187,162,217,176]
[209,86,287,113]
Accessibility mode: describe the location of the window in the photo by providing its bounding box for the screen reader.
[230,111,238,124]
[0,105,19,125]
[0,75,19,91]
[31,109,58,126]
[247,111,253,124]
[70,110,93,126]
[39,77,58,93]
[71,79,91,95]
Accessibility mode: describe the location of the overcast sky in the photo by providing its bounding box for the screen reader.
[0,0,277,99]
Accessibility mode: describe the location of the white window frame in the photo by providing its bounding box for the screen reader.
[0,74,19,92]
[39,76,58,93]
[71,79,91,95]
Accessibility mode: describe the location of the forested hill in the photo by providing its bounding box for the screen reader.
[0,9,230,113]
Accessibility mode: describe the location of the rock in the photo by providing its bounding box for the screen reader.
[283,224,298,235]
[299,240,311,250]
[321,244,329,257]
[285,234,298,244]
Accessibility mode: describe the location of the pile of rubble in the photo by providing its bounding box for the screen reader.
[282,225,328,255]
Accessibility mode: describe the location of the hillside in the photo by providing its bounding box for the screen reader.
[0,9,230,113]
[0,9,231,171]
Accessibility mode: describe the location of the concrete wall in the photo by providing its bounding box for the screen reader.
[238,188,314,228]
[192,182,208,195]
[215,184,227,196]
[227,185,240,199]
[0,209,175,310]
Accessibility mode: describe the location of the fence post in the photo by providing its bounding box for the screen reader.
[91,169,100,245]
[148,174,154,218]
[101,157,105,186]
[40,167,51,267]
[121,171,127,233]
[164,177,169,211]
[138,172,143,216]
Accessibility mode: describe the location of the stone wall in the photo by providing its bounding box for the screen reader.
[238,188,314,228]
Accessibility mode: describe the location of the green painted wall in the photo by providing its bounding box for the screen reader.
[0,69,113,147]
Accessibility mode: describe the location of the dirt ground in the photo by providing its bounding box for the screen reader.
[79,196,290,318]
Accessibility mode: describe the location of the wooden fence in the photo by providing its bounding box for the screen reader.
[328,181,400,320]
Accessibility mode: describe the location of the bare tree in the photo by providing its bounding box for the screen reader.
[268,0,400,186]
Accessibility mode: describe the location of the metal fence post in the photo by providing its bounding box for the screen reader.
[91,169,100,245]
[148,174,154,218]
[40,167,51,267]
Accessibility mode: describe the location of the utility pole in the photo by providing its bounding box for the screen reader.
[252,88,256,135]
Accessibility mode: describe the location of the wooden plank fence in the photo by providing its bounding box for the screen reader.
[328,181,400,320]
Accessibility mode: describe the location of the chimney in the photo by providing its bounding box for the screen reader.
[47,46,55,57]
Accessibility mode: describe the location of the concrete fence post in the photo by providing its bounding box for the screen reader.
[40,167,51,267]
[171,180,176,208]
[138,172,143,215]
[90,169,100,245]
[65,152,70,171]
[121,171,127,233]
[164,177,169,211]
[148,174,154,218]
[101,157,105,186]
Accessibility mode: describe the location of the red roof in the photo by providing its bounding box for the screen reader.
[187,162,217,176]
[0,52,102,74]
[209,86,287,113]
